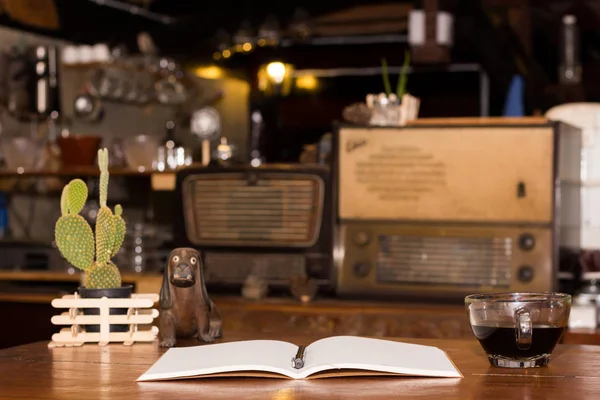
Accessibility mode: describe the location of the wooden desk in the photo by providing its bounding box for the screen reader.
[1,334,599,399]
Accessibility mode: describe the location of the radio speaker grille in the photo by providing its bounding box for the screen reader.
[182,173,324,247]
[376,235,512,287]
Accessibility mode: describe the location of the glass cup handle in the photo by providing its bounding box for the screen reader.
[515,308,532,350]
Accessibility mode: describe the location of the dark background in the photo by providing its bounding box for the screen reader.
[2,0,600,160]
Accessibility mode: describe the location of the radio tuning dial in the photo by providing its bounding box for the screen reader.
[353,231,371,246]
[517,265,534,283]
[353,262,371,278]
[518,233,535,251]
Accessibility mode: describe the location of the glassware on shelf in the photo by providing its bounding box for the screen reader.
[115,222,168,274]
[213,137,236,163]
[0,136,42,172]
[156,120,192,171]
[122,134,159,172]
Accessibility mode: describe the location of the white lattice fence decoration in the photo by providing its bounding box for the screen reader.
[48,293,160,347]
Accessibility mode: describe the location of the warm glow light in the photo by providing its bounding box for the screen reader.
[266,62,286,83]
[213,52,221,60]
[257,68,268,91]
[242,42,252,51]
[272,388,295,400]
[296,75,318,90]
[222,49,231,58]
[258,62,294,96]
[194,65,223,79]
[257,38,267,46]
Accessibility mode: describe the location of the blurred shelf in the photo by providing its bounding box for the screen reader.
[0,270,162,282]
[0,292,58,304]
[0,167,180,177]
[0,273,163,304]
[0,167,184,190]
[0,271,82,282]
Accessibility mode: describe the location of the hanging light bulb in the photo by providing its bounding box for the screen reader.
[261,61,294,96]
[266,62,287,84]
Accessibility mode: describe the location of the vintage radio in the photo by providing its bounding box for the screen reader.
[333,118,582,299]
[173,164,334,289]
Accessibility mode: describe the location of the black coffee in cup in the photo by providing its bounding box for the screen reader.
[471,324,566,359]
[465,292,571,368]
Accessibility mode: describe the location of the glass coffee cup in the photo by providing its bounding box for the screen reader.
[465,292,571,368]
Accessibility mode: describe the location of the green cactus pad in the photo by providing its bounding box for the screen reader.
[60,185,69,216]
[54,147,127,289]
[95,206,116,264]
[66,179,88,215]
[111,210,126,257]
[84,261,121,289]
[98,148,109,208]
[55,214,94,271]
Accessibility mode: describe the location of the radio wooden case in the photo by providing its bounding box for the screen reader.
[333,118,581,299]
[173,164,334,289]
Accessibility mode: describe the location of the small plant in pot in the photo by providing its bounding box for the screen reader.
[54,148,131,333]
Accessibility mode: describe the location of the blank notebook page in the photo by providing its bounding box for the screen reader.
[302,336,461,377]
[138,340,298,381]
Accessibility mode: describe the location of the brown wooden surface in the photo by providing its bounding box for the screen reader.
[0,291,472,349]
[1,334,600,399]
[563,328,600,346]
[407,116,549,125]
[337,125,554,222]
[217,295,472,339]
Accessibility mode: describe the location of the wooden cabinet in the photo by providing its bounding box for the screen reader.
[216,297,472,339]
[0,301,58,349]
[0,269,597,348]
[0,293,473,349]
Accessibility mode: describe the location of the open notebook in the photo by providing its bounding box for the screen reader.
[137,336,462,381]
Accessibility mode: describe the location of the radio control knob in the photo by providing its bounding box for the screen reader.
[353,262,371,278]
[517,265,534,283]
[353,231,371,246]
[518,233,535,251]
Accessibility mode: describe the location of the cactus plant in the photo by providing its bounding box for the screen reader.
[54,148,126,289]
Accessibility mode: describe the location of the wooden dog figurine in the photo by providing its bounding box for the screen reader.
[158,248,222,347]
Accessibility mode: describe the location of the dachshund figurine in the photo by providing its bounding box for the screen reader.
[158,248,222,347]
